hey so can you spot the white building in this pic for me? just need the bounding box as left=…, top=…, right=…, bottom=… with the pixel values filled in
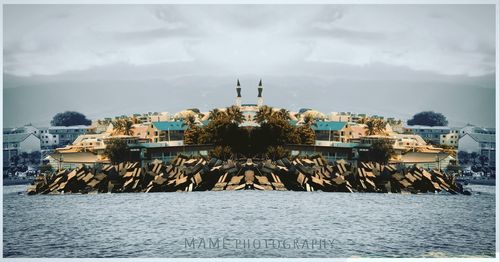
left=38, top=127, right=59, bottom=148
left=459, top=125, right=495, bottom=137
left=3, top=133, right=41, bottom=167
left=48, top=125, right=92, bottom=146
left=3, top=124, right=40, bottom=137
left=404, top=125, right=460, bottom=146
left=458, top=133, right=495, bottom=168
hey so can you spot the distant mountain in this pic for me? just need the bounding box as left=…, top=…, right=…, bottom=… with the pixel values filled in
left=2, top=73, right=495, bottom=128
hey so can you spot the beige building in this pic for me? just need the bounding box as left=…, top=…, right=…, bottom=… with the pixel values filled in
left=440, top=132, right=460, bottom=148
left=393, top=134, right=427, bottom=149
left=328, top=112, right=352, bottom=122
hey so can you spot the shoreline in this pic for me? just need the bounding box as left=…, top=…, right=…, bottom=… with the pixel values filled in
left=27, top=155, right=467, bottom=195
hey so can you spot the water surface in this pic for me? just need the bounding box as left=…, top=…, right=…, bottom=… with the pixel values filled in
left=3, top=185, right=496, bottom=258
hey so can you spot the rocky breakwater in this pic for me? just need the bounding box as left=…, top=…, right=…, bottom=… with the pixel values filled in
left=27, top=155, right=465, bottom=195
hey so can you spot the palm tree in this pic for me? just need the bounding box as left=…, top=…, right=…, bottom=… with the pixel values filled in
left=358, top=117, right=368, bottom=124
left=183, top=115, right=196, bottom=127
left=208, top=108, right=224, bottom=121
left=274, top=108, right=291, bottom=121
left=122, top=119, right=134, bottom=136
left=112, top=119, right=133, bottom=135
left=365, top=118, right=386, bottom=136
left=365, top=119, right=377, bottom=136
left=131, top=116, right=139, bottom=124
left=302, top=114, right=316, bottom=127
left=254, top=105, right=274, bottom=124
left=226, top=105, right=244, bottom=124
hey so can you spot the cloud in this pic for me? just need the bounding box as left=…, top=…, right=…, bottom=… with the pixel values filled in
left=2, top=5, right=496, bottom=78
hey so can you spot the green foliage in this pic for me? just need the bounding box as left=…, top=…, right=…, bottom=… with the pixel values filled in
left=209, top=146, right=233, bottom=160
left=254, top=105, right=274, bottom=124
left=457, top=151, right=470, bottom=165
left=226, top=105, right=244, bottom=124
left=360, top=140, right=395, bottom=165
left=187, top=106, right=318, bottom=157
left=252, top=117, right=300, bottom=153
left=296, top=125, right=316, bottom=145
left=446, top=163, right=461, bottom=174
left=112, top=119, right=134, bottom=135
left=39, top=164, right=54, bottom=174
left=265, top=146, right=290, bottom=160
left=104, top=139, right=130, bottom=164
left=365, top=118, right=386, bottom=135
left=51, top=111, right=92, bottom=126
left=407, top=111, right=448, bottom=126
left=183, top=125, right=203, bottom=145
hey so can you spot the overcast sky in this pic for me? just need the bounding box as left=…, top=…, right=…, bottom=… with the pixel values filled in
left=2, top=4, right=496, bottom=127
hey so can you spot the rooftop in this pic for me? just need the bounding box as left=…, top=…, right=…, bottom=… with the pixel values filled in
left=152, top=121, right=186, bottom=131
left=3, top=133, right=35, bottom=143
left=403, top=125, right=452, bottom=130
left=49, top=125, right=92, bottom=130
left=312, top=121, right=348, bottom=131
left=467, top=133, right=495, bottom=143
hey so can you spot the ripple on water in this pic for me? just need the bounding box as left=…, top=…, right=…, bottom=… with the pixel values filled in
left=2, top=184, right=496, bottom=258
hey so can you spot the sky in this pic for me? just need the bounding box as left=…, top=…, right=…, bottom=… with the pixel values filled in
left=2, top=4, right=496, bottom=128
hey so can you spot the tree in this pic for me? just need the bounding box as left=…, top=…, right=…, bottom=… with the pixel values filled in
left=208, top=109, right=224, bottom=121
left=112, top=119, right=133, bottom=136
left=457, top=151, right=470, bottom=165
left=9, top=155, right=20, bottom=167
left=365, top=118, right=386, bottom=136
left=209, top=146, right=233, bottom=160
left=183, top=125, right=203, bottom=145
left=469, top=152, right=479, bottom=166
left=183, top=115, right=196, bottom=126
left=274, top=109, right=291, bottom=121
left=296, top=125, right=316, bottom=145
left=19, top=152, right=30, bottom=166
left=302, top=114, right=316, bottom=126
left=360, top=140, right=395, bottom=165
left=265, top=146, right=290, bottom=160
left=40, top=164, right=54, bottom=174
left=104, top=139, right=130, bottom=164
left=254, top=105, right=274, bottom=124
left=51, top=111, right=92, bottom=126
left=29, top=151, right=41, bottom=165
left=226, top=105, right=244, bottom=124
left=407, top=111, right=448, bottom=126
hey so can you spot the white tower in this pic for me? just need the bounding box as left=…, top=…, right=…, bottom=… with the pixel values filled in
left=235, top=79, right=242, bottom=107
left=257, top=79, right=263, bottom=107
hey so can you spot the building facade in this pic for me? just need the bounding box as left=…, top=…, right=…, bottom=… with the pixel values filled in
left=3, top=133, right=41, bottom=167
left=48, top=125, right=92, bottom=146
left=404, top=125, right=460, bottom=146
left=458, top=133, right=495, bottom=168
left=146, top=121, right=186, bottom=143
left=313, top=121, right=349, bottom=142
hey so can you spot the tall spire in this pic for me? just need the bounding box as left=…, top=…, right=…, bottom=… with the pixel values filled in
left=235, top=79, right=242, bottom=107
left=257, top=79, right=263, bottom=107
